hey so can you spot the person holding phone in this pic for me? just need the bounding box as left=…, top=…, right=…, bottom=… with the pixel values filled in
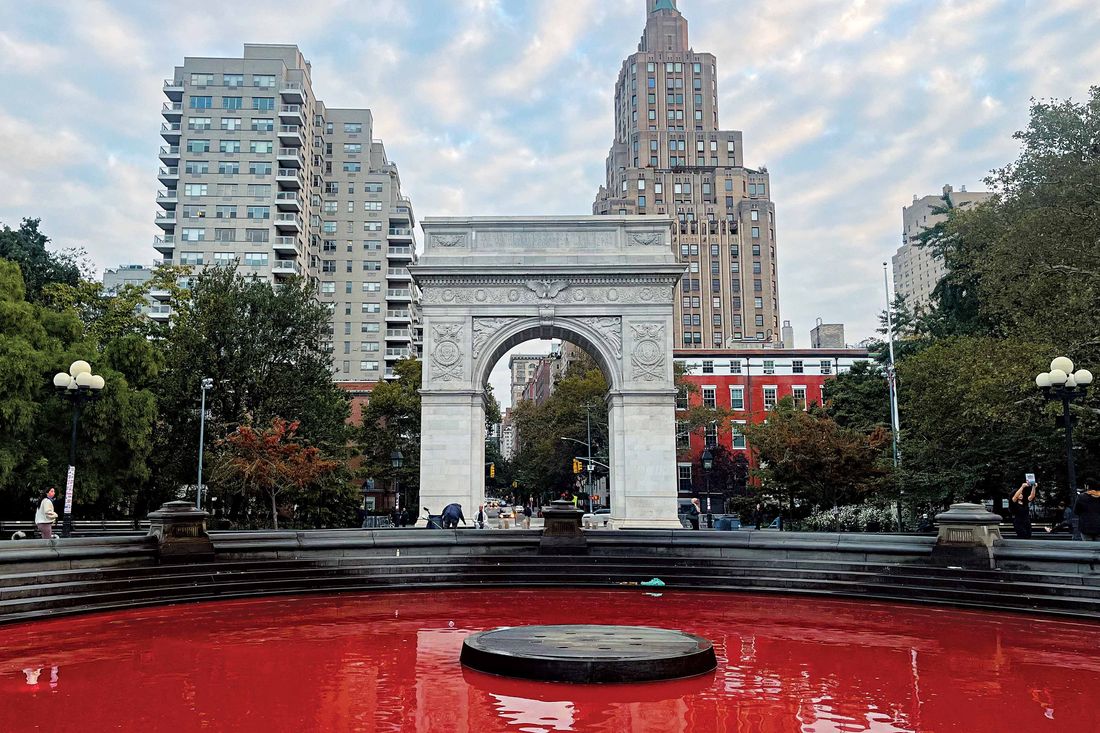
left=1010, top=479, right=1038, bottom=539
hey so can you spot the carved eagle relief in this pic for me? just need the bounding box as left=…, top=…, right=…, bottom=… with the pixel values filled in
left=629, top=232, right=662, bottom=247
left=525, top=280, right=570, bottom=299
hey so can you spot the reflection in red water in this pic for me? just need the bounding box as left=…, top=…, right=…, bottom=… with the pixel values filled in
left=1, top=589, right=1098, bottom=732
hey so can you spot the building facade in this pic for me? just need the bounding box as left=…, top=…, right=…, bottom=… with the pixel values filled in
left=154, top=44, right=418, bottom=388
left=101, top=264, right=172, bottom=323
left=508, top=354, right=545, bottom=406
left=892, top=184, right=992, bottom=311
left=674, top=347, right=871, bottom=494
left=593, top=0, right=781, bottom=349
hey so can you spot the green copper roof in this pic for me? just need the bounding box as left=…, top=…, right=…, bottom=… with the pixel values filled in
left=651, top=0, right=676, bottom=11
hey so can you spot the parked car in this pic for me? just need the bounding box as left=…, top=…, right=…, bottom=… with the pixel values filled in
left=582, top=507, right=612, bottom=528
left=498, top=504, right=514, bottom=519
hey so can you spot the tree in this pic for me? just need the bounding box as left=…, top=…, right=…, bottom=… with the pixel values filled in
left=743, top=398, right=893, bottom=518
left=823, top=360, right=891, bottom=433
left=213, top=417, right=340, bottom=529
left=357, top=358, right=422, bottom=512
left=674, top=361, right=732, bottom=458
left=152, top=266, right=350, bottom=514
left=0, top=219, right=83, bottom=305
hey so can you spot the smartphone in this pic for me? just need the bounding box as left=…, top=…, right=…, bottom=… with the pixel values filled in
left=1025, top=472, right=1036, bottom=486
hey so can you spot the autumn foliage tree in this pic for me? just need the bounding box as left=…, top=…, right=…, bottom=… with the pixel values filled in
left=214, top=417, right=340, bottom=529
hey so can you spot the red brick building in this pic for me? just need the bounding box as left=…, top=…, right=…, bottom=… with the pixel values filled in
left=675, top=347, right=872, bottom=495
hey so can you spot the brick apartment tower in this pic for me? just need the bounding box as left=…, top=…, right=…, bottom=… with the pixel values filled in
left=154, top=44, right=419, bottom=389
left=594, top=0, right=780, bottom=348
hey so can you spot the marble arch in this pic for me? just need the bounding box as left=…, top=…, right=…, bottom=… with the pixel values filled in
left=409, top=216, right=684, bottom=528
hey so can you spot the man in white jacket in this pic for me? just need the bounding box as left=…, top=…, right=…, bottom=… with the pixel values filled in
left=35, top=487, right=58, bottom=539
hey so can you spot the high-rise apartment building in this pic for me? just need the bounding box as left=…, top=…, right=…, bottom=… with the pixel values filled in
left=153, top=44, right=418, bottom=386
left=892, top=184, right=991, bottom=311
left=594, top=0, right=780, bottom=349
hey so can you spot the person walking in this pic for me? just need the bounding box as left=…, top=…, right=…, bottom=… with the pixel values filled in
left=1075, top=478, right=1100, bottom=542
left=522, top=502, right=532, bottom=529
left=475, top=504, right=487, bottom=529
left=441, top=503, right=466, bottom=529
left=35, top=488, right=58, bottom=540
left=1010, top=479, right=1037, bottom=539
left=687, top=498, right=701, bottom=530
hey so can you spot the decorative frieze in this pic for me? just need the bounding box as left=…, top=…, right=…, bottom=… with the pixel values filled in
left=430, top=323, right=464, bottom=381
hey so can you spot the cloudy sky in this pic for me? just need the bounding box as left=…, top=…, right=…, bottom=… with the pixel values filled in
left=2, top=0, right=1098, bottom=395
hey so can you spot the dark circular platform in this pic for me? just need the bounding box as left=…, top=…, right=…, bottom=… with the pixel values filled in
left=460, top=624, right=716, bottom=683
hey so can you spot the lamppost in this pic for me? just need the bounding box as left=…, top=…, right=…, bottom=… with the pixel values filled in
left=701, top=447, right=714, bottom=529
left=52, top=360, right=106, bottom=538
left=196, top=377, right=213, bottom=510
left=1035, top=356, right=1092, bottom=499
left=390, top=449, right=404, bottom=518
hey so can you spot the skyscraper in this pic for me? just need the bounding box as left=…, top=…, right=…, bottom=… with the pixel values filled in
left=154, top=44, right=418, bottom=387
left=593, top=0, right=780, bottom=349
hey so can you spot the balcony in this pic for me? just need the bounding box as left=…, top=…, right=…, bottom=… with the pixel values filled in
left=275, top=192, right=301, bottom=211
left=152, top=235, right=175, bottom=254
left=163, top=78, right=184, bottom=101
left=158, top=145, right=180, bottom=164
left=278, top=104, right=305, bottom=122
left=277, top=124, right=304, bottom=146
left=156, top=189, right=178, bottom=208
left=274, top=213, right=302, bottom=231
left=387, top=227, right=413, bottom=239
left=155, top=211, right=176, bottom=230
left=279, top=81, right=305, bottom=103
left=272, top=236, right=299, bottom=253
left=386, top=289, right=412, bottom=300
left=277, top=147, right=304, bottom=167
left=384, top=348, right=411, bottom=360
left=387, top=246, right=413, bottom=260
left=386, top=267, right=412, bottom=280
left=147, top=304, right=172, bottom=321
left=386, top=329, right=412, bottom=341
left=386, top=310, right=411, bottom=322
left=160, top=122, right=181, bottom=142
left=157, top=166, right=179, bottom=184
left=276, top=168, right=303, bottom=189
left=272, top=260, right=301, bottom=276
left=161, top=101, right=183, bottom=120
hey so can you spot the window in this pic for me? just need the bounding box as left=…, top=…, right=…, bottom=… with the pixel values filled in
left=676, top=388, right=689, bottom=411
left=249, top=140, right=273, bottom=154
left=751, top=226, right=760, bottom=238
left=218, top=161, right=239, bottom=175
left=213, top=251, right=235, bottom=266
left=220, top=117, right=242, bottom=131
left=183, top=183, right=207, bottom=196
left=214, top=228, right=235, bottom=242
left=245, top=229, right=269, bottom=243
left=364, top=221, right=382, bottom=232
left=246, top=184, right=270, bottom=197
left=820, top=360, right=833, bottom=375
left=362, top=282, right=381, bottom=293
left=763, top=359, right=775, bottom=375
left=730, top=386, right=744, bottom=410
left=363, top=261, right=381, bottom=271
left=343, top=143, right=362, bottom=154
left=732, top=421, right=746, bottom=450
left=223, top=73, right=243, bottom=87
left=222, top=96, right=242, bottom=110
left=704, top=423, right=717, bottom=448
left=361, top=323, right=380, bottom=333
left=219, top=140, right=241, bottom=153
left=702, top=386, right=716, bottom=409
left=750, top=210, right=759, bottom=221
left=184, top=160, right=209, bottom=175
left=361, top=342, right=380, bottom=352
left=249, top=161, right=272, bottom=175
left=190, top=73, right=214, bottom=86
left=242, top=251, right=268, bottom=266
left=364, top=201, right=382, bottom=211
left=186, top=139, right=210, bottom=153
left=792, top=360, right=804, bottom=374
left=251, top=118, right=274, bottom=132
left=792, top=386, right=807, bottom=411
left=189, top=96, right=213, bottom=109
left=321, top=281, right=336, bottom=295
left=344, top=122, right=363, bottom=133
left=253, top=74, right=276, bottom=88
left=252, top=97, right=275, bottom=111
left=763, top=387, right=778, bottom=410
left=343, top=162, right=362, bottom=172
left=179, top=251, right=204, bottom=265
left=246, top=206, right=270, bottom=219
left=362, top=303, right=380, bottom=314
left=364, top=182, right=383, bottom=193
left=701, top=360, right=713, bottom=374
left=678, top=464, right=693, bottom=492
left=755, top=315, right=765, bottom=326
left=188, top=117, right=212, bottom=131
left=360, top=360, right=379, bottom=372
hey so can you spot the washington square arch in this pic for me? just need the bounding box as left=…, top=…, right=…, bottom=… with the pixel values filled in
left=409, top=216, right=685, bottom=528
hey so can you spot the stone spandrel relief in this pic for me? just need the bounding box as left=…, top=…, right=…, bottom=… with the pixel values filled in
left=576, top=316, right=623, bottom=359
left=630, top=323, right=665, bottom=381
left=471, top=317, right=511, bottom=359
left=430, top=323, right=464, bottom=381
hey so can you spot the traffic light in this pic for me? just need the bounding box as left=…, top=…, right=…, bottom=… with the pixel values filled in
left=572, top=458, right=582, bottom=474
left=489, top=463, right=496, bottom=478
left=512, top=480, right=518, bottom=489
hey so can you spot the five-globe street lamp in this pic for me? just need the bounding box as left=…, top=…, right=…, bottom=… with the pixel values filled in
left=52, top=360, right=106, bottom=538
left=1035, top=356, right=1092, bottom=499
left=196, top=377, right=214, bottom=510
left=701, top=446, right=714, bottom=528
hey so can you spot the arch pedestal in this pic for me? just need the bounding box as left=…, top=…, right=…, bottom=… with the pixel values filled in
left=411, top=216, right=685, bottom=528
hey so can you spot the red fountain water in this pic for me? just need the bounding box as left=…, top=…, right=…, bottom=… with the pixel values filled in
left=1, top=589, right=1098, bottom=731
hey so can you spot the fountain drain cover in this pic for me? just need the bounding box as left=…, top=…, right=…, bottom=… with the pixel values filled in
left=460, top=624, right=716, bottom=683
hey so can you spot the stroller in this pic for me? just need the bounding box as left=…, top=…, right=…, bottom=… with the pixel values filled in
left=422, top=507, right=443, bottom=529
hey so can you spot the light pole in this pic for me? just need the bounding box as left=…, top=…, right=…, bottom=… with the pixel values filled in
left=196, top=377, right=213, bottom=510
left=52, top=360, right=106, bottom=538
left=701, top=447, right=714, bottom=528
left=883, top=262, right=903, bottom=529
left=1035, top=356, right=1092, bottom=501
left=390, top=449, right=404, bottom=518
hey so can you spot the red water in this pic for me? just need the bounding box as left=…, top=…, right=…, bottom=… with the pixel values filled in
left=1, top=589, right=1098, bottom=732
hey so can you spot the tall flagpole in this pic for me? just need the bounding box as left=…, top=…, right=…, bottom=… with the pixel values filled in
left=883, top=262, right=901, bottom=466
